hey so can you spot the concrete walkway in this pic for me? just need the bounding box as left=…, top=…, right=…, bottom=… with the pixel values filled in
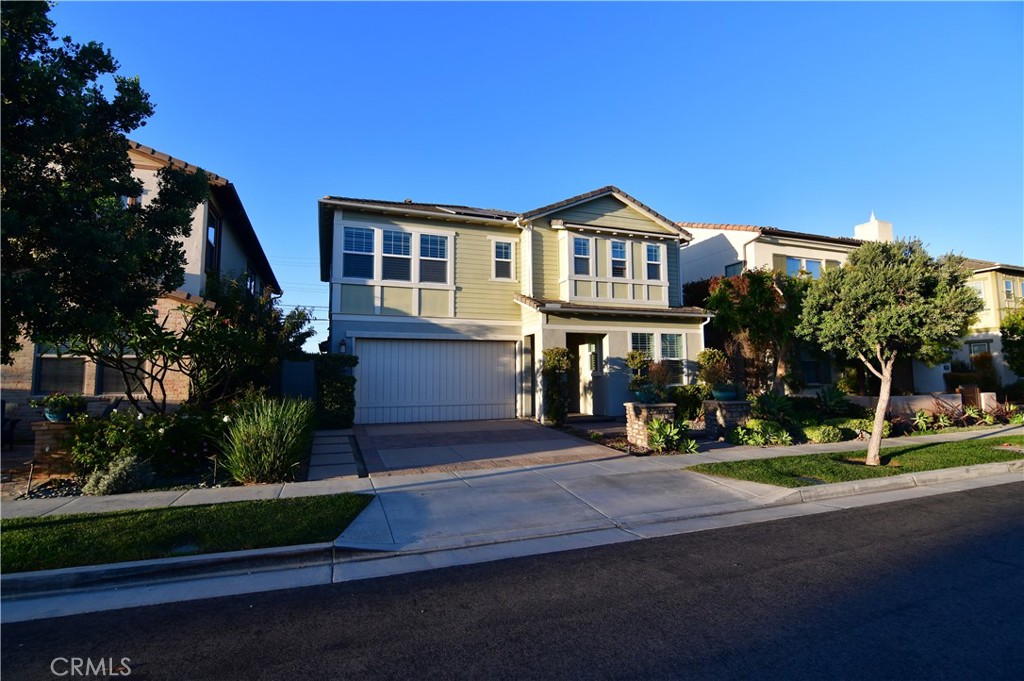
left=1, top=425, right=1021, bottom=622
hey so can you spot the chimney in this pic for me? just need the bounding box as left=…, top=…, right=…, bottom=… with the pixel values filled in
left=854, top=211, right=894, bottom=242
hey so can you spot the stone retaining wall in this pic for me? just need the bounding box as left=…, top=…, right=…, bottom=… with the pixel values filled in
left=624, top=402, right=676, bottom=450
left=704, top=400, right=752, bottom=439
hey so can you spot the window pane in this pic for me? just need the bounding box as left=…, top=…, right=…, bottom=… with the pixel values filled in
left=631, top=333, right=653, bottom=357
left=495, top=260, right=512, bottom=279
left=344, top=227, right=374, bottom=253
left=724, top=262, right=743, bottom=277
left=611, top=241, right=626, bottom=260
left=574, top=237, right=590, bottom=257
left=37, top=357, right=85, bottom=394
left=646, top=244, right=660, bottom=263
left=574, top=256, right=590, bottom=276
left=661, top=334, right=682, bottom=359
left=382, top=256, right=411, bottom=281
left=343, top=253, right=373, bottom=278
left=420, top=259, right=447, bottom=283
left=612, top=260, right=627, bottom=278
left=805, top=260, right=822, bottom=279
left=383, top=230, right=410, bottom=256
left=100, top=361, right=144, bottom=394
left=420, top=234, right=447, bottom=259
left=1005, top=281, right=1014, bottom=300
left=495, top=242, right=511, bottom=260
left=786, top=257, right=802, bottom=277
left=647, top=263, right=661, bottom=280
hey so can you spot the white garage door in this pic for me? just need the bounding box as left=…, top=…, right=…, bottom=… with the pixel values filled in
left=354, top=339, right=517, bottom=424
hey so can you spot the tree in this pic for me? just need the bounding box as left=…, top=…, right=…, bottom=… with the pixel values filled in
left=1, top=1, right=208, bottom=364
left=1001, top=308, right=1024, bottom=377
left=797, top=240, right=983, bottom=466
left=64, top=277, right=315, bottom=414
left=705, top=268, right=810, bottom=395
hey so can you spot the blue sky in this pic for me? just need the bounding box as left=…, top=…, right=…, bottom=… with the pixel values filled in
left=50, top=1, right=1023, bottom=348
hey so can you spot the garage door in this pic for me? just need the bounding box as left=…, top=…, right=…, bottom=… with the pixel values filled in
left=353, top=339, right=517, bottom=424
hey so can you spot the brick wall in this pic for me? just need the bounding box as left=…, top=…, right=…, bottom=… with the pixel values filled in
left=703, top=400, right=752, bottom=439
left=625, top=402, right=676, bottom=450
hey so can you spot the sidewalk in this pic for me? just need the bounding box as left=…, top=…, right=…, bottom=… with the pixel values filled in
left=2, top=425, right=1021, bottom=622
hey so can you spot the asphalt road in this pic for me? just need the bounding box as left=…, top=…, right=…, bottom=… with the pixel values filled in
left=3, top=483, right=1022, bottom=680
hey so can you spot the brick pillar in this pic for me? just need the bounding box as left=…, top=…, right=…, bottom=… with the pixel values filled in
left=703, top=400, right=752, bottom=439
left=30, top=421, right=75, bottom=473
left=624, top=402, right=676, bottom=450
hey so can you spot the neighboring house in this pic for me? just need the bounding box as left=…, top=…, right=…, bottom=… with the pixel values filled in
left=677, top=213, right=896, bottom=389
left=318, top=186, right=711, bottom=424
left=677, top=212, right=894, bottom=283
left=2, top=141, right=280, bottom=423
left=954, top=259, right=1024, bottom=387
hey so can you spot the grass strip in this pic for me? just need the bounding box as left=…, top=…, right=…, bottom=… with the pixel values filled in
left=0, top=493, right=373, bottom=574
left=690, top=436, right=1024, bottom=488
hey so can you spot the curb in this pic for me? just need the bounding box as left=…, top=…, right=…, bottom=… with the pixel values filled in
left=2, top=460, right=1021, bottom=603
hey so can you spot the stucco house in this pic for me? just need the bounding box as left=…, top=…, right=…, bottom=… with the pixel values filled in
left=2, top=141, right=280, bottom=424
left=955, top=259, right=1024, bottom=386
left=318, top=186, right=712, bottom=424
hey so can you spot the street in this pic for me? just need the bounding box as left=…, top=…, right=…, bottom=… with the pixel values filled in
left=3, top=482, right=1022, bottom=680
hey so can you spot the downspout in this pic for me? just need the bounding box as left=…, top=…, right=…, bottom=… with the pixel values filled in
left=740, top=231, right=762, bottom=271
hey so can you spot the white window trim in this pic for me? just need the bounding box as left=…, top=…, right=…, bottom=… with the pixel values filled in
left=489, top=236, right=517, bottom=282
left=337, top=223, right=455, bottom=291
left=629, top=330, right=693, bottom=385
left=609, top=239, right=630, bottom=279
left=381, top=229, right=413, bottom=283
left=785, top=256, right=825, bottom=279
left=1004, top=280, right=1015, bottom=301
left=572, top=235, right=595, bottom=279
left=645, top=243, right=666, bottom=283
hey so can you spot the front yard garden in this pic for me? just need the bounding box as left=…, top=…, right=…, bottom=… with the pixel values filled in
left=0, top=493, right=372, bottom=573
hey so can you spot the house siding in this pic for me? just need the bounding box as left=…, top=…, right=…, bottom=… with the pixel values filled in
left=550, top=195, right=679, bottom=235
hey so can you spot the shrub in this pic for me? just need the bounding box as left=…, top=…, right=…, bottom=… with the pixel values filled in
left=816, top=385, right=854, bottom=417
left=647, top=418, right=682, bottom=453
left=81, top=456, right=154, bottom=496
left=751, top=393, right=793, bottom=423
left=542, top=347, right=573, bottom=426
left=315, top=354, right=358, bottom=428
left=626, top=350, right=652, bottom=394
left=220, top=397, right=316, bottom=484
left=678, top=438, right=699, bottom=454
left=669, top=384, right=710, bottom=422
left=802, top=424, right=843, bottom=444
left=730, top=419, right=792, bottom=447
left=67, top=410, right=165, bottom=478
left=697, top=348, right=731, bottom=387
left=824, top=417, right=892, bottom=439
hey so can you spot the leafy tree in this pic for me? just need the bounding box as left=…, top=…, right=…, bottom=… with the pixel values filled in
left=797, top=240, right=983, bottom=466
left=706, top=268, right=810, bottom=395
left=1, top=1, right=208, bottom=364
left=65, top=277, right=314, bottom=414
left=1001, top=308, right=1024, bottom=377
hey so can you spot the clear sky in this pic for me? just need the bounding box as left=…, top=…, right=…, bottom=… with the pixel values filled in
left=49, top=1, right=1024, bottom=349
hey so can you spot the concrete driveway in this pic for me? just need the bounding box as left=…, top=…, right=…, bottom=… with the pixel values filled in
left=355, top=419, right=623, bottom=475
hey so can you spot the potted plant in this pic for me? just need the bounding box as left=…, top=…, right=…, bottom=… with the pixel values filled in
left=626, top=350, right=655, bottom=402
left=30, top=393, right=87, bottom=422
left=697, top=349, right=737, bottom=400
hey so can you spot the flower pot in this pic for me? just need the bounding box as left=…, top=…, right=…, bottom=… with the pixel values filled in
left=711, top=386, right=738, bottom=401
left=43, top=406, right=72, bottom=422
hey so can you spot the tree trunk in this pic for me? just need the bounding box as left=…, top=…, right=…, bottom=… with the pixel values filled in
left=772, top=340, right=791, bottom=396
left=865, top=357, right=895, bottom=466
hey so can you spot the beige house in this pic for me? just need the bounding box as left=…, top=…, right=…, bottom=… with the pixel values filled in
left=957, top=259, right=1024, bottom=386
left=2, top=142, right=280, bottom=424
left=318, top=186, right=711, bottom=424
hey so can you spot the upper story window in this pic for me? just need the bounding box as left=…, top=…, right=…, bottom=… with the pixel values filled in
left=493, top=240, right=514, bottom=280
left=645, top=244, right=661, bottom=281
left=724, top=262, right=743, bottom=277
left=574, top=237, right=591, bottom=276
left=786, top=256, right=823, bottom=279
left=419, top=234, right=448, bottom=284
left=611, top=240, right=628, bottom=278
left=1004, top=280, right=1015, bottom=302
left=205, top=205, right=221, bottom=274
left=382, top=230, right=412, bottom=281
left=968, top=282, right=986, bottom=308
left=343, top=226, right=375, bottom=279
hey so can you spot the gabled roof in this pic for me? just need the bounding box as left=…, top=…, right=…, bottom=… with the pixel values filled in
left=128, top=140, right=280, bottom=294
left=524, top=185, right=690, bottom=239
left=677, top=221, right=864, bottom=248
left=514, top=293, right=710, bottom=319
left=320, top=196, right=519, bottom=221
left=963, top=258, right=1024, bottom=275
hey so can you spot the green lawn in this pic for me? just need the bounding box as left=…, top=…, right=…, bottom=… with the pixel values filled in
left=690, top=436, right=1024, bottom=488
left=0, top=493, right=373, bottom=574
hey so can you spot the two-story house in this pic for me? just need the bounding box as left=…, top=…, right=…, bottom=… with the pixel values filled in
left=957, top=259, right=1024, bottom=386
left=2, top=141, right=280, bottom=418
left=318, top=186, right=711, bottom=424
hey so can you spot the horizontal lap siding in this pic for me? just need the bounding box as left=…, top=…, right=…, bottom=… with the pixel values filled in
left=355, top=339, right=516, bottom=424
left=549, top=196, right=677, bottom=234
left=454, top=228, right=520, bottom=321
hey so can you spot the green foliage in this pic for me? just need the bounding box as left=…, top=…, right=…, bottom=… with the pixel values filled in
left=220, top=396, right=316, bottom=484
left=696, top=348, right=731, bottom=387
left=67, top=410, right=164, bottom=478
left=824, top=417, right=893, bottom=439
left=706, top=269, right=810, bottom=394
left=542, top=347, right=573, bottom=426
left=647, top=418, right=682, bottom=453
left=1001, top=308, right=1024, bottom=377
left=81, top=455, right=154, bottom=496
left=912, top=410, right=932, bottom=431
left=815, top=385, right=854, bottom=417
left=934, top=413, right=953, bottom=429
left=1, top=2, right=211, bottom=364
left=678, top=438, right=699, bottom=455
left=969, top=352, right=1001, bottom=394
left=315, top=354, right=358, bottom=428
left=30, top=392, right=87, bottom=417
left=802, top=424, right=844, bottom=444
left=669, top=384, right=710, bottom=422
left=729, top=419, right=792, bottom=447
left=751, top=393, right=793, bottom=423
